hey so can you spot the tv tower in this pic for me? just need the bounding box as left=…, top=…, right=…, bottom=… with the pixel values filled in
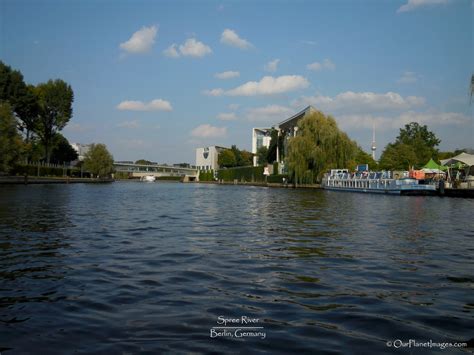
left=371, top=122, right=376, bottom=160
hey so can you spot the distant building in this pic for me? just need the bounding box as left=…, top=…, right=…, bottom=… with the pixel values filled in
left=195, top=146, right=228, bottom=171
left=251, top=106, right=317, bottom=166
left=252, top=128, right=272, bottom=166
left=71, top=143, right=93, bottom=161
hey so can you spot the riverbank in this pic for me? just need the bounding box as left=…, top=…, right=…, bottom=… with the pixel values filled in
left=192, top=180, right=322, bottom=189
left=0, top=176, right=114, bottom=185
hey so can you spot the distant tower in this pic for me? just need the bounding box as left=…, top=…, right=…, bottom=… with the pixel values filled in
left=371, top=122, right=376, bottom=160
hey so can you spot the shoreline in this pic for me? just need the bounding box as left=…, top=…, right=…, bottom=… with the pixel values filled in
left=0, top=176, right=114, bottom=185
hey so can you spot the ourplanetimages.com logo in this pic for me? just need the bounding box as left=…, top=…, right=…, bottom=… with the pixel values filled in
left=210, top=315, right=266, bottom=339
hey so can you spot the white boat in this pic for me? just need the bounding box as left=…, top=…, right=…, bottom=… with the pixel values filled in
left=140, top=175, right=156, bottom=182
left=322, top=169, right=437, bottom=195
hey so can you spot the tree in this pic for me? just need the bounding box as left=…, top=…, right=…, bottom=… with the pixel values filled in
left=49, top=133, right=78, bottom=164
left=354, top=147, right=378, bottom=170
left=378, top=143, right=418, bottom=170
left=83, top=143, right=114, bottom=178
left=286, top=111, right=359, bottom=184
left=256, top=146, right=268, bottom=165
left=35, top=79, right=74, bottom=163
left=395, top=122, right=440, bottom=165
left=218, top=149, right=237, bottom=168
left=0, top=61, right=39, bottom=142
left=135, top=159, right=153, bottom=165
left=239, top=150, right=253, bottom=166
left=0, top=103, right=24, bottom=173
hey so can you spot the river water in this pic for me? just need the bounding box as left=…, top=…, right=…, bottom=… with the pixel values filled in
left=0, top=182, right=472, bottom=354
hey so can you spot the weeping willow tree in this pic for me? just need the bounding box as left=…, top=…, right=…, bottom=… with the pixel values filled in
left=286, top=111, right=361, bottom=185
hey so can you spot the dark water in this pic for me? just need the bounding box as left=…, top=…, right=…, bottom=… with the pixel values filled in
left=0, top=182, right=472, bottom=354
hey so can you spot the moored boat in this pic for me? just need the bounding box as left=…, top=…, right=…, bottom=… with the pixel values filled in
left=322, top=169, right=436, bottom=195
left=140, top=175, right=156, bottom=182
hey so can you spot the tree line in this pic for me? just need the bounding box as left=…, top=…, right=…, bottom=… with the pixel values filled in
left=0, top=61, right=114, bottom=177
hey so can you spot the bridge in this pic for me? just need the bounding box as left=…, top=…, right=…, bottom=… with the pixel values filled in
left=113, top=162, right=199, bottom=181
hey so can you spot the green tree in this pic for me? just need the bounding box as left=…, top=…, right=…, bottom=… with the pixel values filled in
left=0, top=62, right=39, bottom=142
left=395, top=122, right=440, bottom=165
left=378, top=143, right=418, bottom=170
left=218, top=149, right=237, bottom=168
left=286, top=111, right=359, bottom=184
left=256, top=146, right=268, bottom=165
left=0, top=103, right=24, bottom=173
left=354, top=147, right=378, bottom=170
left=35, top=79, right=74, bottom=163
left=239, top=149, right=253, bottom=166
left=49, top=133, right=78, bottom=164
left=83, top=143, right=114, bottom=178
left=135, top=159, right=153, bottom=165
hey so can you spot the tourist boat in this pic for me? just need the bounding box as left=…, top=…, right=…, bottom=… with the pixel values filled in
left=322, top=169, right=437, bottom=195
left=140, top=175, right=156, bottom=182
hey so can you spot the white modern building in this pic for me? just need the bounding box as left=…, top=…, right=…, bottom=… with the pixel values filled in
left=252, top=106, right=317, bottom=166
left=71, top=143, right=93, bottom=161
left=195, top=146, right=228, bottom=171
left=252, top=128, right=272, bottom=166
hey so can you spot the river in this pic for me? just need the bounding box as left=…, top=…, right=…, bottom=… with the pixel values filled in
left=0, top=182, right=472, bottom=354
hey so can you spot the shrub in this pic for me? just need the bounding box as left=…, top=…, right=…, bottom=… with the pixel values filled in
left=217, top=166, right=264, bottom=182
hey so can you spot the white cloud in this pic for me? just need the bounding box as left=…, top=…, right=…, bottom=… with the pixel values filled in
left=220, top=29, right=253, bottom=49
left=206, top=75, right=309, bottom=97
left=203, top=88, right=225, bottom=96
left=397, top=71, right=418, bottom=84
left=117, top=120, right=140, bottom=129
left=179, top=38, right=212, bottom=57
left=293, top=91, right=425, bottom=113
left=397, top=0, right=449, bottom=13
left=215, top=71, right=240, bottom=79
left=120, top=25, right=158, bottom=54
left=64, top=123, right=88, bottom=132
left=264, top=59, right=280, bottom=72
left=163, top=44, right=180, bottom=57
left=217, top=112, right=238, bottom=121
left=228, top=103, right=239, bottom=110
left=307, top=59, right=335, bottom=71
left=245, top=105, right=294, bottom=122
left=117, top=99, right=172, bottom=111
left=191, top=124, right=227, bottom=138
left=337, top=111, right=470, bottom=131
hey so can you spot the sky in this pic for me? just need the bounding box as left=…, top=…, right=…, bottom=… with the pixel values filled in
left=0, top=0, right=472, bottom=164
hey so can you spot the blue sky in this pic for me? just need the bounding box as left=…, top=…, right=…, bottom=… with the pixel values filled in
left=1, top=0, right=472, bottom=164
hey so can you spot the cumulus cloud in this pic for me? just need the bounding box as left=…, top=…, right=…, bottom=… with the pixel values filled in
left=117, top=120, right=140, bottom=129
left=163, top=44, right=180, bottom=57
left=264, top=59, right=280, bottom=72
left=215, top=71, right=240, bottom=79
left=203, top=88, right=225, bottom=96
left=292, top=91, right=425, bottom=113
left=307, top=59, right=336, bottom=71
left=179, top=38, right=212, bottom=57
left=116, top=99, right=172, bottom=111
left=397, top=71, right=419, bottom=84
left=220, top=29, right=253, bottom=49
left=120, top=25, right=158, bottom=54
left=205, top=75, right=309, bottom=97
left=217, top=112, right=238, bottom=121
left=245, top=105, right=294, bottom=122
left=228, top=103, right=239, bottom=110
left=191, top=124, right=227, bottom=138
left=337, top=111, right=470, bottom=131
left=397, top=0, right=449, bottom=13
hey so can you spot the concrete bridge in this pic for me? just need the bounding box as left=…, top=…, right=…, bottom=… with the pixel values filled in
left=113, top=162, right=199, bottom=181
